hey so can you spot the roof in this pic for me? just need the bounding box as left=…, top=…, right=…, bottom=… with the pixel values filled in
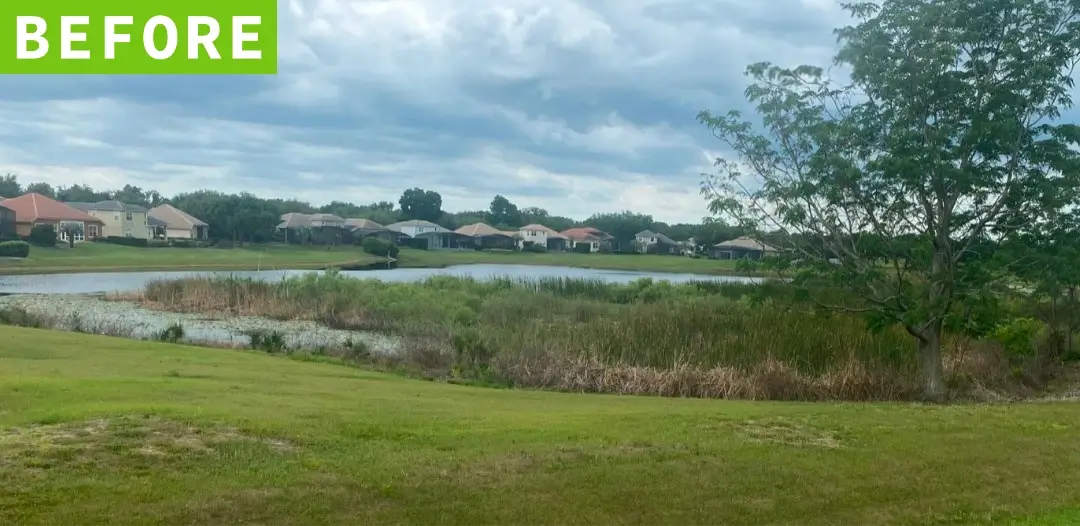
left=277, top=213, right=311, bottom=229
left=520, top=223, right=567, bottom=239
left=147, top=204, right=208, bottom=228
left=385, top=220, right=450, bottom=234
left=309, top=213, right=345, bottom=223
left=636, top=230, right=677, bottom=245
left=0, top=193, right=103, bottom=223
left=147, top=215, right=168, bottom=227
left=344, top=218, right=387, bottom=231
left=713, top=236, right=780, bottom=252
left=456, top=222, right=514, bottom=237
left=67, top=200, right=149, bottom=213
left=561, top=227, right=611, bottom=241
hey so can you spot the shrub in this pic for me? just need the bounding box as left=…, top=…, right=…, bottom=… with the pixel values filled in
left=147, top=239, right=168, bottom=248
left=157, top=322, right=185, bottom=343
left=0, top=240, right=30, bottom=258
left=361, top=237, right=400, bottom=258
left=27, top=224, right=57, bottom=247
left=572, top=242, right=593, bottom=254
left=101, top=236, right=149, bottom=247
left=246, top=329, right=287, bottom=353
left=993, top=317, right=1048, bottom=366
left=401, top=237, right=429, bottom=250
left=522, top=242, right=547, bottom=253
left=169, top=239, right=195, bottom=248
left=214, top=239, right=235, bottom=249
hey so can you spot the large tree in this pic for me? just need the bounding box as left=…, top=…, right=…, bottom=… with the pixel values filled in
left=487, top=194, right=522, bottom=227
left=699, top=0, right=1080, bottom=399
left=0, top=174, right=21, bottom=197
left=398, top=187, right=443, bottom=223
left=24, top=182, right=56, bottom=198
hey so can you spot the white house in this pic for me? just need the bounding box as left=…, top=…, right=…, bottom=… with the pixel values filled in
left=517, top=224, right=568, bottom=251
left=385, top=219, right=457, bottom=249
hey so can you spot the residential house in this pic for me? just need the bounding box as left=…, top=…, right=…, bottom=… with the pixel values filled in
left=634, top=230, right=679, bottom=254
left=518, top=224, right=568, bottom=251
left=560, top=227, right=613, bottom=253
left=386, top=219, right=461, bottom=249
left=0, top=192, right=104, bottom=243
left=455, top=222, right=518, bottom=249
left=277, top=212, right=349, bottom=244
left=0, top=202, right=16, bottom=238
left=710, top=236, right=781, bottom=260
left=67, top=200, right=152, bottom=239
left=345, top=218, right=400, bottom=242
left=147, top=204, right=209, bottom=239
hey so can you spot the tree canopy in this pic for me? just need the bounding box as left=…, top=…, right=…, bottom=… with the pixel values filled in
left=398, top=188, right=444, bottom=223
left=699, top=0, right=1080, bottom=399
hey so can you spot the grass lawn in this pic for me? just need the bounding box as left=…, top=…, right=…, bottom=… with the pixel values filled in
left=1, top=326, right=1078, bottom=525
left=0, top=243, right=382, bottom=275
left=396, top=248, right=746, bottom=274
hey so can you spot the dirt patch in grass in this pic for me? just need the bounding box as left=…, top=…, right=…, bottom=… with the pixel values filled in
left=726, top=417, right=843, bottom=449
left=0, top=415, right=295, bottom=476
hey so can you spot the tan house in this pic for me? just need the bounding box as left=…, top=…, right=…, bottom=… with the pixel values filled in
left=560, top=227, right=613, bottom=252
left=518, top=224, right=568, bottom=251
left=147, top=204, right=209, bottom=239
left=0, top=192, right=104, bottom=242
left=67, top=200, right=152, bottom=239
left=634, top=230, right=679, bottom=254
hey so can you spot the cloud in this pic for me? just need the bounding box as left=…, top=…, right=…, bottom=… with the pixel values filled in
left=0, top=0, right=852, bottom=223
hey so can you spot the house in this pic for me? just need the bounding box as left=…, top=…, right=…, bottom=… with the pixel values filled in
left=560, top=227, right=613, bottom=253
left=0, top=192, right=104, bottom=243
left=385, top=219, right=461, bottom=249
left=634, top=230, right=679, bottom=254
left=147, top=204, right=209, bottom=240
left=66, top=200, right=152, bottom=239
left=710, top=236, right=781, bottom=260
left=0, top=202, right=16, bottom=238
left=518, top=224, right=568, bottom=251
left=456, top=222, right=518, bottom=249
left=345, top=218, right=400, bottom=242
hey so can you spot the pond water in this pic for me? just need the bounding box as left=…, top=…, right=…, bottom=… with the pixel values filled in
left=0, top=264, right=763, bottom=295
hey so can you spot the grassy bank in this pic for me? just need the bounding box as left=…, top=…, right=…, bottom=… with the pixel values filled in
left=126, top=272, right=1050, bottom=401
left=395, top=247, right=745, bottom=274
left=0, top=242, right=383, bottom=275
left=0, top=326, right=1077, bottom=525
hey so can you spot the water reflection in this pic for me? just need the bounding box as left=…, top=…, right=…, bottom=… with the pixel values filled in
left=0, top=264, right=763, bottom=295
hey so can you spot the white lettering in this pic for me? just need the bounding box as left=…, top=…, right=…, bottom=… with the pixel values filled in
left=232, top=16, right=260, bottom=59
left=15, top=16, right=48, bottom=60
left=103, top=16, right=133, bottom=59
left=142, top=15, right=178, bottom=59
left=188, top=16, right=220, bottom=59
left=60, top=16, right=90, bottom=59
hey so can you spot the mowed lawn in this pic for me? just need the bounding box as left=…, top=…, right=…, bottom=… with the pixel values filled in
left=397, top=248, right=744, bottom=274
left=0, top=243, right=382, bottom=274
left=1, top=327, right=1078, bottom=525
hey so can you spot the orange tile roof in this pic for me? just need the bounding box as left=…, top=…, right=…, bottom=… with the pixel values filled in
left=0, top=193, right=103, bottom=223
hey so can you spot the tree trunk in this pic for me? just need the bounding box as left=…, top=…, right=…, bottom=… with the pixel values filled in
left=919, top=322, right=946, bottom=402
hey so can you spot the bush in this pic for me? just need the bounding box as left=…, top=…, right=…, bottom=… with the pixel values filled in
left=27, top=224, right=57, bottom=247
left=147, top=239, right=168, bottom=248
left=401, top=237, right=429, bottom=250
left=0, top=240, right=30, bottom=258
left=214, top=239, right=235, bottom=249
left=522, top=242, right=547, bottom=253
left=101, top=236, right=149, bottom=247
left=361, top=236, right=400, bottom=258
left=157, top=322, right=185, bottom=343
left=169, top=239, right=195, bottom=248
left=572, top=242, right=593, bottom=254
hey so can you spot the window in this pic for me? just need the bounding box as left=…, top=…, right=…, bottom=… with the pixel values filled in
left=87, top=225, right=99, bottom=238
left=114, top=214, right=120, bottom=220
left=125, top=212, right=133, bottom=221
left=124, top=228, right=133, bottom=237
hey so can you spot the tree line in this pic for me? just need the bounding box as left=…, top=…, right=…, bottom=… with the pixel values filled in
left=0, top=176, right=744, bottom=248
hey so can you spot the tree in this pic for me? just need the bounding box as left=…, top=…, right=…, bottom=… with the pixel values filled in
left=57, top=184, right=109, bottom=202
left=110, top=184, right=163, bottom=207
left=0, top=174, right=21, bottom=197
left=698, top=0, right=1080, bottom=399
left=24, top=182, right=55, bottom=198
left=487, top=195, right=522, bottom=227
left=585, top=211, right=655, bottom=250
left=398, top=188, right=443, bottom=223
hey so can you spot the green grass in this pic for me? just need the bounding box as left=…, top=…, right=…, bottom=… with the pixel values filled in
left=2, top=326, right=1078, bottom=525
left=396, top=247, right=745, bottom=274
left=0, top=242, right=382, bottom=274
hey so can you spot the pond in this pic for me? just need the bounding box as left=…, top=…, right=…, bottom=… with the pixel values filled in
left=0, top=264, right=763, bottom=295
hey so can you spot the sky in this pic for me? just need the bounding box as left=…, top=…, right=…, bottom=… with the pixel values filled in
left=0, top=0, right=850, bottom=224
